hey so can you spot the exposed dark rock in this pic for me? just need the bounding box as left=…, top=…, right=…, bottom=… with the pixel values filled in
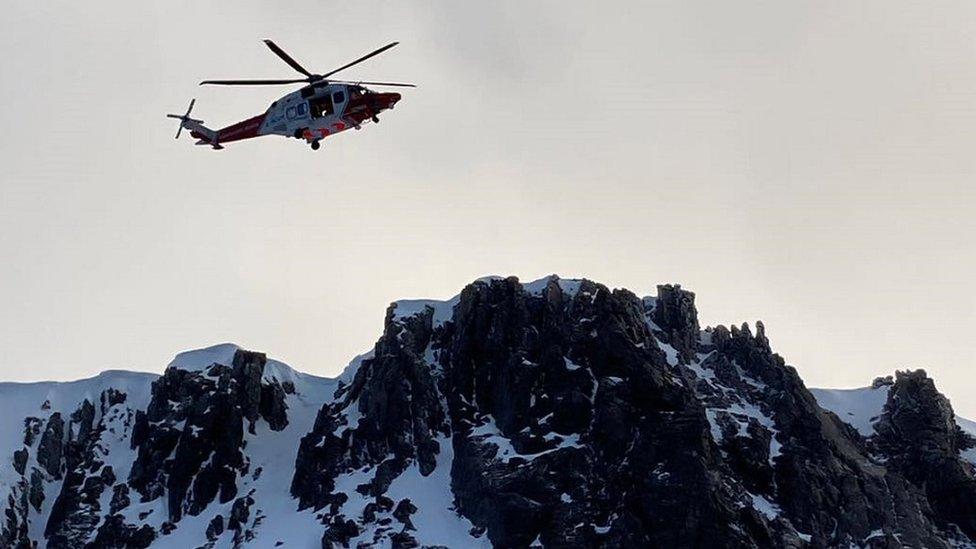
left=128, top=349, right=289, bottom=523
left=292, top=302, right=448, bottom=513
left=110, top=483, right=130, bottom=514
left=36, top=413, right=65, bottom=478
left=651, top=283, right=700, bottom=363
left=874, top=370, right=976, bottom=539
left=1, top=484, right=30, bottom=547
left=872, top=375, right=895, bottom=389
left=292, top=276, right=976, bottom=548
left=28, top=469, right=44, bottom=511
left=22, top=417, right=42, bottom=446
left=260, top=381, right=290, bottom=431
left=87, top=514, right=155, bottom=549
left=206, top=514, right=224, bottom=541
left=322, top=516, right=359, bottom=548
left=12, top=449, right=27, bottom=476
left=45, top=398, right=113, bottom=548
left=101, top=388, right=127, bottom=411
left=390, top=531, right=420, bottom=548
left=705, top=320, right=953, bottom=548
left=392, top=498, right=417, bottom=530
left=227, top=494, right=254, bottom=532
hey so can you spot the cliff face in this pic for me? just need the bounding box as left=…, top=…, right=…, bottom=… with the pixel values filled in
left=0, top=276, right=974, bottom=548
left=873, top=370, right=976, bottom=538
left=291, top=276, right=976, bottom=548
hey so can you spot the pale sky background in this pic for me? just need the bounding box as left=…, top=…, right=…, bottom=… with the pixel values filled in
left=1, top=1, right=975, bottom=416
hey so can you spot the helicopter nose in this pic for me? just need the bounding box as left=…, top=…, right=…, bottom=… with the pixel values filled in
left=378, top=92, right=401, bottom=110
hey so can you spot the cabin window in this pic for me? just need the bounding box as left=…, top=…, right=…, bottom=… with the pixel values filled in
left=309, top=95, right=335, bottom=118
left=333, top=91, right=345, bottom=104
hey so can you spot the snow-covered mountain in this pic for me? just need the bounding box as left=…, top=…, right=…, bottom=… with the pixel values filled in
left=1, top=276, right=974, bottom=548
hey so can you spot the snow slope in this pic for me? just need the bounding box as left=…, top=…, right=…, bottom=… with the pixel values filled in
left=0, top=370, right=157, bottom=459
left=809, top=385, right=890, bottom=436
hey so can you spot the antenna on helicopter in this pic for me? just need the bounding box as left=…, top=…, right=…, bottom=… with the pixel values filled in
left=199, top=41, right=416, bottom=88
left=165, top=98, right=202, bottom=139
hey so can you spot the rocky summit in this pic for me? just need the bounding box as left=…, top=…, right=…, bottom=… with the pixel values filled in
left=0, top=276, right=974, bottom=548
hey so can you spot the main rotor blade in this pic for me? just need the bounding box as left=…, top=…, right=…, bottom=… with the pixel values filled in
left=336, top=80, right=416, bottom=88
left=321, top=42, right=400, bottom=79
left=263, top=40, right=313, bottom=77
left=199, top=78, right=308, bottom=86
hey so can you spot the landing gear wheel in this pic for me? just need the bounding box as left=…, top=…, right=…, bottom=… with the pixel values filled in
left=310, top=140, right=321, bottom=150
left=371, top=116, right=380, bottom=124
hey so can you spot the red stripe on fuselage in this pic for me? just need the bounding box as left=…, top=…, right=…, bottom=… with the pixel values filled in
left=216, top=113, right=267, bottom=143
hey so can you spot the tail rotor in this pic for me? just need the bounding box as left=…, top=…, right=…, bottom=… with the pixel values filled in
left=166, top=99, right=201, bottom=139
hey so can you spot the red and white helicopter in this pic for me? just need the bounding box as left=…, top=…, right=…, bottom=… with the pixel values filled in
left=168, top=41, right=414, bottom=150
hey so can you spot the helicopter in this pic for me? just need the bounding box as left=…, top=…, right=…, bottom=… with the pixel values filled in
left=167, top=40, right=414, bottom=150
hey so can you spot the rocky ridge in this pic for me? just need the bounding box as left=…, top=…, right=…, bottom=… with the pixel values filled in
left=0, top=275, right=974, bottom=548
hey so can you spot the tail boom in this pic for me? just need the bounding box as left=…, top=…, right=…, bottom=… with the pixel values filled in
left=169, top=100, right=267, bottom=150
left=194, top=113, right=268, bottom=147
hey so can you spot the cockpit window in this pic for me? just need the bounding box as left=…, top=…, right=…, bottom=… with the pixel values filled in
left=333, top=91, right=345, bottom=104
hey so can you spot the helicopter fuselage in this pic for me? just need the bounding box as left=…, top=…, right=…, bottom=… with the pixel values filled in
left=190, top=83, right=401, bottom=148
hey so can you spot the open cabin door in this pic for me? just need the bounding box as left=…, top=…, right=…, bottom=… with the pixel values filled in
left=309, top=91, right=335, bottom=120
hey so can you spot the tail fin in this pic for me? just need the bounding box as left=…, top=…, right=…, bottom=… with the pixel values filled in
left=166, top=99, right=222, bottom=149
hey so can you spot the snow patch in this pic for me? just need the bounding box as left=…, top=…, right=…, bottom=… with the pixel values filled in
left=522, top=275, right=584, bottom=297
left=748, top=493, right=782, bottom=520
left=167, top=343, right=242, bottom=372
left=705, top=401, right=781, bottom=463
left=470, top=416, right=581, bottom=464
left=392, top=296, right=460, bottom=328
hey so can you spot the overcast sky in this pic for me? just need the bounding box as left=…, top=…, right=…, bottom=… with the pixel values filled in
left=2, top=1, right=975, bottom=416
